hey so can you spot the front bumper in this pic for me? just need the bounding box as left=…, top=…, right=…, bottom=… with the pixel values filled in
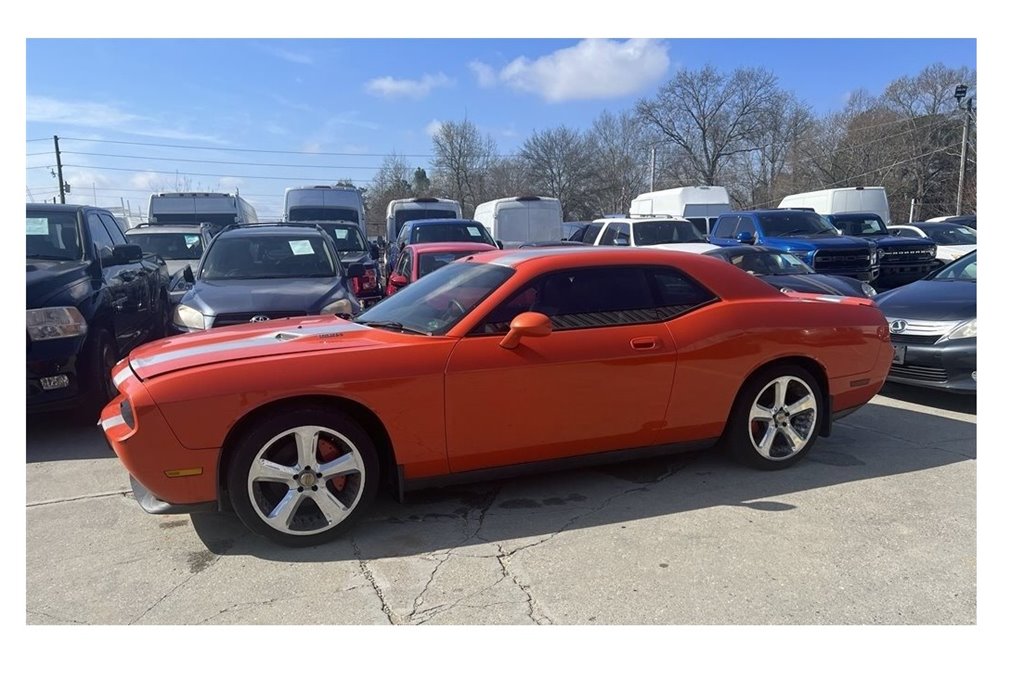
left=887, top=337, right=976, bottom=393
left=129, top=475, right=218, bottom=515
left=26, top=335, right=88, bottom=412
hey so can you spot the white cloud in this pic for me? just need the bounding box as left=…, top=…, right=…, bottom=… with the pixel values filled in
left=364, top=73, right=455, bottom=99
left=265, top=46, right=314, bottom=65
left=425, top=119, right=444, bottom=137
left=468, top=60, right=496, bottom=87
left=474, top=39, right=670, bottom=103
left=27, top=95, right=227, bottom=144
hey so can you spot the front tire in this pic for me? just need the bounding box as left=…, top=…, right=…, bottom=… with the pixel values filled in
left=226, top=407, right=379, bottom=547
left=75, top=328, right=118, bottom=423
left=723, top=364, right=823, bottom=470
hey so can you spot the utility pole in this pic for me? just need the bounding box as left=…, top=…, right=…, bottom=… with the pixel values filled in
left=908, top=198, right=915, bottom=223
left=53, top=135, right=66, bottom=204
left=649, top=146, right=657, bottom=192
left=954, top=85, right=974, bottom=216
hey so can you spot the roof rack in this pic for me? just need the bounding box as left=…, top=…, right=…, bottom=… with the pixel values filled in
left=220, top=221, right=332, bottom=234
left=619, top=213, right=681, bottom=219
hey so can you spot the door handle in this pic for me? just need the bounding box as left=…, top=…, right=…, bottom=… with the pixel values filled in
left=630, top=337, right=660, bottom=350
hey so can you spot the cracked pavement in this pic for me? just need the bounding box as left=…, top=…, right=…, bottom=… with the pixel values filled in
left=26, top=385, right=976, bottom=624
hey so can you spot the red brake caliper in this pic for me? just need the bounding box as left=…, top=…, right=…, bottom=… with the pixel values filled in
left=317, top=437, right=347, bottom=492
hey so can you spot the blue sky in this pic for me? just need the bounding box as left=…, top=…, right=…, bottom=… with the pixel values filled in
left=25, top=38, right=976, bottom=219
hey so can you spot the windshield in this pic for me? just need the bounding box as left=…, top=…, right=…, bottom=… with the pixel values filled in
left=26, top=211, right=83, bottom=260
left=411, top=222, right=496, bottom=246
left=356, top=262, right=513, bottom=335
left=728, top=251, right=814, bottom=276
left=828, top=215, right=887, bottom=236
left=318, top=224, right=367, bottom=253
left=931, top=251, right=977, bottom=281
left=289, top=207, right=359, bottom=224
left=760, top=212, right=839, bottom=237
left=919, top=225, right=977, bottom=245
left=199, top=234, right=337, bottom=280
left=152, top=213, right=236, bottom=227
left=417, top=249, right=479, bottom=276
left=633, top=220, right=706, bottom=245
left=395, top=208, right=458, bottom=234
left=126, top=232, right=204, bottom=260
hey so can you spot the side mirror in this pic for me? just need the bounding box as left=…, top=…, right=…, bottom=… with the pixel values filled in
left=346, top=263, right=367, bottom=279
left=182, top=265, right=196, bottom=284
left=107, top=244, right=143, bottom=265
left=389, top=273, right=409, bottom=289
left=496, top=240, right=504, bottom=250
left=500, top=312, right=552, bottom=350
left=736, top=231, right=756, bottom=245
left=370, top=244, right=380, bottom=260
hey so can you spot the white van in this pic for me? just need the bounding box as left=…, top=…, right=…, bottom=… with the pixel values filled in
left=778, top=187, right=891, bottom=224
left=149, top=192, right=258, bottom=227
left=284, top=186, right=366, bottom=234
left=629, top=186, right=731, bottom=236
left=473, top=196, right=563, bottom=247
left=385, top=197, right=462, bottom=242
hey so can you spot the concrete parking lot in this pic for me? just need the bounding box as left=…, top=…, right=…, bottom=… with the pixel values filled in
left=26, top=384, right=975, bottom=625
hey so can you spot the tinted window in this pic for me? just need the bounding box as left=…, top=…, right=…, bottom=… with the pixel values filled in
left=599, top=222, right=630, bottom=245
left=648, top=268, right=717, bottom=311
left=686, top=217, right=709, bottom=236
left=932, top=251, right=977, bottom=281
left=828, top=215, right=886, bottom=236
left=567, top=226, right=589, bottom=242
left=632, top=220, right=704, bottom=246
left=759, top=212, right=838, bottom=237
left=200, top=235, right=336, bottom=280
left=99, top=214, right=128, bottom=245
left=289, top=207, right=359, bottom=224
left=728, top=251, right=813, bottom=276
left=918, top=225, right=976, bottom=245
left=26, top=211, right=83, bottom=260
left=397, top=251, right=412, bottom=278
left=714, top=216, right=740, bottom=239
left=411, top=222, right=495, bottom=246
left=127, top=232, right=204, bottom=260
left=418, top=250, right=476, bottom=277
left=87, top=213, right=115, bottom=256
left=735, top=217, right=755, bottom=237
left=394, top=208, right=458, bottom=233
left=328, top=225, right=368, bottom=253
left=581, top=223, right=604, bottom=244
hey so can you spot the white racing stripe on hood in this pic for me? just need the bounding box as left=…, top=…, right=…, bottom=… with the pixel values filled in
left=130, top=321, right=354, bottom=371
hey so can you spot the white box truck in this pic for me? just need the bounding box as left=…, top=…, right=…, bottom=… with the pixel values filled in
left=778, top=187, right=891, bottom=224
left=473, top=196, right=563, bottom=247
left=629, top=186, right=731, bottom=236
left=284, top=186, right=367, bottom=234
left=148, top=192, right=258, bottom=227
left=385, top=197, right=462, bottom=242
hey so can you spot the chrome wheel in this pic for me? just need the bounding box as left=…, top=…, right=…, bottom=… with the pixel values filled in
left=246, top=425, right=366, bottom=536
left=747, top=376, right=818, bottom=461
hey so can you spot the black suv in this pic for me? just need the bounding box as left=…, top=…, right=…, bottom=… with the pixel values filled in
left=27, top=203, right=170, bottom=416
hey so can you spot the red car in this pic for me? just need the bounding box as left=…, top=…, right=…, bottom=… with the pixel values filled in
left=385, top=241, right=498, bottom=295
left=101, top=247, right=892, bottom=546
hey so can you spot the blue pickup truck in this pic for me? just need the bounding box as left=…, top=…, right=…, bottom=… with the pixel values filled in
left=708, top=209, right=880, bottom=282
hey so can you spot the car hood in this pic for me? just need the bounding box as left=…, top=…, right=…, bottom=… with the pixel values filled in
left=771, top=234, right=870, bottom=248
left=129, top=315, right=393, bottom=380
left=185, top=278, right=348, bottom=316
left=857, top=235, right=935, bottom=248
left=875, top=280, right=976, bottom=320
left=644, top=243, right=718, bottom=254
left=759, top=274, right=866, bottom=298
left=26, top=259, right=90, bottom=308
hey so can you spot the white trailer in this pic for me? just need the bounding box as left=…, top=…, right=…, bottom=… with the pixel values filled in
left=385, top=197, right=462, bottom=242
left=778, top=187, right=891, bottom=224
left=629, top=186, right=731, bottom=236
left=284, top=186, right=366, bottom=234
left=472, top=196, right=563, bottom=247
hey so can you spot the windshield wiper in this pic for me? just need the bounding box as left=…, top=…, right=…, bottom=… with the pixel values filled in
left=357, top=320, right=428, bottom=335
left=774, top=229, right=815, bottom=237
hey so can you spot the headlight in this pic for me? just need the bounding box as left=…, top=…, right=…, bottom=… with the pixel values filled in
left=172, top=304, right=206, bottom=331
left=788, top=250, right=813, bottom=262
left=321, top=299, right=353, bottom=316
left=870, top=248, right=880, bottom=264
left=860, top=282, right=877, bottom=298
left=27, top=307, right=88, bottom=340
left=937, top=318, right=976, bottom=343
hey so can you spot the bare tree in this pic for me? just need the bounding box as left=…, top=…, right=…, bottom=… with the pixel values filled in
left=430, top=119, right=497, bottom=214
left=585, top=110, right=653, bottom=215
left=363, top=154, right=412, bottom=238
left=519, top=126, right=597, bottom=220
left=484, top=156, right=532, bottom=202
left=636, top=65, right=781, bottom=186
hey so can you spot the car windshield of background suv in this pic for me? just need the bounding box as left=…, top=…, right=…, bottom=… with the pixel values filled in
left=633, top=220, right=705, bottom=245
left=830, top=216, right=886, bottom=236
left=200, top=235, right=337, bottom=279
left=26, top=213, right=83, bottom=260
left=733, top=252, right=814, bottom=276
left=412, top=223, right=494, bottom=246
left=760, top=212, right=839, bottom=237
left=924, top=226, right=977, bottom=245
left=127, top=232, right=204, bottom=260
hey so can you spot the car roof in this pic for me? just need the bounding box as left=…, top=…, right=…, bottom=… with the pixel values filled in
left=462, top=246, right=782, bottom=301
left=406, top=242, right=498, bottom=254
left=126, top=224, right=204, bottom=234
left=404, top=218, right=484, bottom=229
left=595, top=215, right=689, bottom=223
left=217, top=225, right=330, bottom=239
left=26, top=203, right=91, bottom=212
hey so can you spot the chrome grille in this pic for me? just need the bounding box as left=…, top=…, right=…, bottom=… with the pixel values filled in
left=213, top=310, right=307, bottom=327
left=889, top=365, right=949, bottom=382
left=813, top=249, right=872, bottom=272
left=885, top=317, right=961, bottom=337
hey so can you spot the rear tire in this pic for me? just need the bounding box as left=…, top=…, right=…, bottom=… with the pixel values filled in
left=723, top=364, right=823, bottom=470
left=227, top=407, right=380, bottom=547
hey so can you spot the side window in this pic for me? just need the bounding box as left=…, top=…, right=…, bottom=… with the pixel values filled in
left=86, top=213, right=115, bottom=259
left=473, top=266, right=658, bottom=334
left=686, top=218, right=708, bottom=236
left=599, top=222, right=630, bottom=245
left=567, top=226, right=588, bottom=242
left=581, top=222, right=604, bottom=244
left=714, top=216, right=739, bottom=239
left=735, top=216, right=755, bottom=237
left=647, top=267, right=717, bottom=319
left=397, top=252, right=412, bottom=278
left=99, top=214, right=128, bottom=245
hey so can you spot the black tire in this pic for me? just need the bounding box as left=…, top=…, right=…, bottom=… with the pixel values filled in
left=76, top=328, right=119, bottom=423
left=722, top=364, right=824, bottom=471
left=226, top=407, right=380, bottom=547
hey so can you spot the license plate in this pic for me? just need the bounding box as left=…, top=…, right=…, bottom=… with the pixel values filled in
left=892, top=343, right=906, bottom=365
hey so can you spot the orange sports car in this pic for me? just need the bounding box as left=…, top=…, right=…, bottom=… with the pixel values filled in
left=100, top=247, right=892, bottom=546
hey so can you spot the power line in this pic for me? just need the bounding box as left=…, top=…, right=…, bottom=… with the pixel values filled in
left=26, top=165, right=53, bottom=170
left=62, top=164, right=374, bottom=183
left=58, top=135, right=440, bottom=158
left=25, top=137, right=50, bottom=143
left=26, top=151, right=52, bottom=156
left=60, top=151, right=386, bottom=171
